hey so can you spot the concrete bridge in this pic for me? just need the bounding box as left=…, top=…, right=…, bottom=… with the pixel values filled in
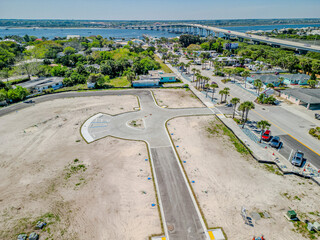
left=124, top=23, right=320, bottom=53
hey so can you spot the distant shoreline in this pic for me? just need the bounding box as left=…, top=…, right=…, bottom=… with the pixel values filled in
left=1, top=23, right=320, bottom=30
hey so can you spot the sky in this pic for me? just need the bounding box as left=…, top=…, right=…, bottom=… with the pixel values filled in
left=0, top=0, right=320, bottom=20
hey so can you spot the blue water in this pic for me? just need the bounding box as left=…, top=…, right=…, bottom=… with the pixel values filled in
left=1, top=23, right=320, bottom=39
left=0, top=28, right=179, bottom=39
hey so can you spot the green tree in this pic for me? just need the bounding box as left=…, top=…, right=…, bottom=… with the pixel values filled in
left=210, top=83, right=218, bottom=101
left=219, top=89, right=225, bottom=103
left=7, top=86, right=29, bottom=102
left=257, top=120, right=271, bottom=142
left=230, top=97, right=240, bottom=119
left=253, top=79, right=263, bottom=95
left=243, top=101, right=255, bottom=126
left=266, top=83, right=274, bottom=88
left=223, top=87, right=230, bottom=102
left=307, top=79, right=318, bottom=88
left=241, top=70, right=250, bottom=88
left=63, top=46, right=76, bottom=55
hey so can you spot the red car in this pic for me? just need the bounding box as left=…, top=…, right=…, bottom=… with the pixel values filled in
left=261, top=130, right=272, bottom=141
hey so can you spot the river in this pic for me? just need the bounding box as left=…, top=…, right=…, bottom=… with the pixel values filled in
left=1, top=23, right=320, bottom=39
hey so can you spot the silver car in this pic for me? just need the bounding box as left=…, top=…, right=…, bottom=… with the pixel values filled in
left=291, top=151, right=304, bottom=167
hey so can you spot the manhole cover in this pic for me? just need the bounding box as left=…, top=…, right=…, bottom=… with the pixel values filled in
left=167, top=224, right=174, bottom=231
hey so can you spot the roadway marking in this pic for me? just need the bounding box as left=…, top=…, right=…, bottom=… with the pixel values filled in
left=227, top=91, right=320, bottom=157
left=208, top=231, right=215, bottom=239
left=252, top=109, right=320, bottom=157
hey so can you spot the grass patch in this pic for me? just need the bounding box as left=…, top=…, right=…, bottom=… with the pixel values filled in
left=0, top=212, right=60, bottom=240
left=292, top=220, right=320, bottom=240
left=108, top=76, right=130, bottom=87
left=54, top=84, right=88, bottom=92
left=64, top=159, right=87, bottom=182
left=206, top=120, right=250, bottom=155
left=154, top=54, right=173, bottom=73
left=264, top=164, right=283, bottom=175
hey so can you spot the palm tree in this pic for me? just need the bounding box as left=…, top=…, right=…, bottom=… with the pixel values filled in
left=266, top=83, right=274, bottom=89
left=125, top=71, right=135, bottom=87
left=219, top=89, right=225, bottom=103
left=238, top=102, right=246, bottom=123
left=223, top=87, right=230, bottom=102
left=205, top=83, right=210, bottom=97
left=185, top=62, right=191, bottom=74
left=178, top=62, right=185, bottom=73
left=253, top=79, right=263, bottom=95
left=278, top=76, right=285, bottom=86
left=243, top=101, right=255, bottom=127
left=210, top=84, right=218, bottom=101
left=202, top=76, right=210, bottom=90
left=230, top=97, right=240, bottom=119
left=191, top=68, right=197, bottom=81
left=257, top=120, right=271, bottom=142
left=241, top=70, right=250, bottom=88
left=195, top=74, right=202, bottom=89
left=223, top=68, right=232, bottom=79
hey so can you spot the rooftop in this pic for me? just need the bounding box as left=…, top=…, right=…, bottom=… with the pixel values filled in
left=281, top=88, right=320, bottom=104
left=18, top=77, right=63, bottom=89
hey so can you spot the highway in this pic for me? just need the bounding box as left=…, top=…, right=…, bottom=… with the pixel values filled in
left=139, top=23, right=320, bottom=53
left=186, top=24, right=320, bottom=53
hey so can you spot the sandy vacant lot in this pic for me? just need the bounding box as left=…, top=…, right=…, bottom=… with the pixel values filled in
left=168, top=116, right=320, bottom=240
left=152, top=89, right=204, bottom=108
left=0, top=95, right=161, bottom=240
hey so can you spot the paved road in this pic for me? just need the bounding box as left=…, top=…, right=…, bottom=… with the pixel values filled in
left=81, top=90, right=212, bottom=239
left=163, top=23, right=320, bottom=53
left=0, top=90, right=213, bottom=240
left=183, top=62, right=320, bottom=170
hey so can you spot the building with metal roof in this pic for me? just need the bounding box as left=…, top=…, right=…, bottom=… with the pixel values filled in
left=18, top=77, right=64, bottom=93
left=280, top=88, right=320, bottom=109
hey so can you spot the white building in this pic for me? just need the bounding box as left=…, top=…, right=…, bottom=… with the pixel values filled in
left=67, top=35, right=81, bottom=40
left=18, top=77, right=64, bottom=93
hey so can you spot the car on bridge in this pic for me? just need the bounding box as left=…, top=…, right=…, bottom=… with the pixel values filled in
left=315, top=113, right=320, bottom=120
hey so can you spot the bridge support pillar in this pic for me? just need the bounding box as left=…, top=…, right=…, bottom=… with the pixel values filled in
left=225, top=34, right=230, bottom=40
left=238, top=37, right=244, bottom=42
left=253, top=40, right=260, bottom=45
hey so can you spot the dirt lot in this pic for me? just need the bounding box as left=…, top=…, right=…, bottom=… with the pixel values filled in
left=0, top=95, right=161, bottom=240
left=152, top=89, right=204, bottom=108
left=168, top=116, right=320, bottom=240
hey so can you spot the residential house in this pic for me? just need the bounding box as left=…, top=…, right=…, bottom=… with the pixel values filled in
left=249, top=74, right=281, bottom=87
left=133, top=70, right=177, bottom=87
left=283, top=74, right=310, bottom=85
left=18, top=77, right=64, bottom=93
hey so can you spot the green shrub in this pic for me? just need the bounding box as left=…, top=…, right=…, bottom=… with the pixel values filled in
left=309, top=128, right=316, bottom=135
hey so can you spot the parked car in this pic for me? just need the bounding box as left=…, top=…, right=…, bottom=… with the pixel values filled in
left=261, top=130, right=272, bottom=141
left=315, top=113, right=320, bottom=120
left=269, top=136, right=281, bottom=148
left=291, top=151, right=304, bottom=167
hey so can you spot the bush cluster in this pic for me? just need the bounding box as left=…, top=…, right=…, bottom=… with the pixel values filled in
left=309, top=127, right=320, bottom=140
